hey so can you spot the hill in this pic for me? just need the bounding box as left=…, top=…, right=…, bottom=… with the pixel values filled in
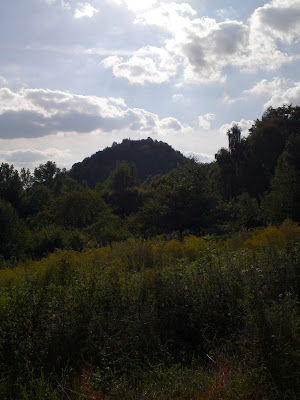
left=69, top=137, right=187, bottom=187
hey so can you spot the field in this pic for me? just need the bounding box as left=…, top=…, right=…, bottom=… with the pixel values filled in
left=0, top=220, right=299, bottom=399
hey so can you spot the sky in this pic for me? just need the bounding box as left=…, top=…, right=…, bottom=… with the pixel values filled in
left=0, top=0, right=300, bottom=170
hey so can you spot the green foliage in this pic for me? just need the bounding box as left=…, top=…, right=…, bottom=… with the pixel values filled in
left=22, top=184, right=53, bottom=217
left=1, top=106, right=300, bottom=398
left=69, top=137, right=186, bottom=187
left=136, top=161, right=218, bottom=235
left=0, top=198, right=30, bottom=261
left=34, top=161, right=59, bottom=186
left=0, top=163, right=23, bottom=208
left=0, top=223, right=299, bottom=398
left=84, top=212, right=131, bottom=245
left=216, top=105, right=300, bottom=200
left=31, top=225, right=87, bottom=258
left=50, top=190, right=107, bottom=228
left=103, top=161, right=141, bottom=216
left=263, top=135, right=300, bottom=224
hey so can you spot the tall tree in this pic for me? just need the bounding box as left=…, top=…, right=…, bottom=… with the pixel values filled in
left=34, top=161, right=59, bottom=186
left=0, top=199, right=30, bottom=260
left=0, top=163, right=23, bottom=208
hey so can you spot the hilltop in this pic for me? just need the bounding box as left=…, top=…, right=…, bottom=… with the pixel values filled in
left=69, top=137, right=187, bottom=187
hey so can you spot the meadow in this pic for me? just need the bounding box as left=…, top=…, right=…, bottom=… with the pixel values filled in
left=0, top=220, right=299, bottom=399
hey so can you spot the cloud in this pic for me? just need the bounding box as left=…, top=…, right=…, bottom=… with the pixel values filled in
left=219, top=119, right=254, bottom=136
left=239, top=0, right=300, bottom=72
left=0, top=147, right=73, bottom=170
left=74, top=2, right=99, bottom=19
left=182, top=151, right=215, bottom=163
left=198, top=113, right=216, bottom=130
left=111, top=0, right=158, bottom=12
left=0, top=148, right=70, bottom=163
left=0, top=87, right=186, bottom=139
left=240, top=78, right=300, bottom=109
left=172, top=94, right=184, bottom=102
left=217, top=6, right=239, bottom=20
left=44, top=0, right=70, bottom=9
left=222, top=94, right=239, bottom=105
left=243, top=77, right=289, bottom=97
left=224, top=77, right=290, bottom=105
left=264, top=81, right=300, bottom=108
left=105, top=2, right=236, bottom=84
left=101, top=46, right=178, bottom=85
left=253, top=0, right=300, bottom=43
left=0, top=75, right=8, bottom=87
left=101, top=0, right=299, bottom=85
left=159, top=117, right=184, bottom=132
left=136, top=3, right=249, bottom=83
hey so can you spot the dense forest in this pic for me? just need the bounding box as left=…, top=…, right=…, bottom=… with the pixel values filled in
left=0, top=105, right=300, bottom=399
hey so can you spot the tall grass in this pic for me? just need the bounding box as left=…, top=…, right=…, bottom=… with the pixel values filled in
left=0, top=220, right=299, bottom=399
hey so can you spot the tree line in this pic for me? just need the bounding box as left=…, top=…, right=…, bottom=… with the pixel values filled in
left=1, top=105, right=300, bottom=263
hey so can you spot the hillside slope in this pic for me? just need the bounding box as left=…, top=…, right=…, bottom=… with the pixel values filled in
left=69, top=137, right=187, bottom=187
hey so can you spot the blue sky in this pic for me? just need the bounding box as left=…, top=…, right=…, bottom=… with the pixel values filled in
left=0, top=0, right=300, bottom=169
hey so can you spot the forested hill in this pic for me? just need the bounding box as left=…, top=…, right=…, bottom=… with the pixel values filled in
left=0, top=105, right=300, bottom=260
left=69, top=137, right=187, bottom=187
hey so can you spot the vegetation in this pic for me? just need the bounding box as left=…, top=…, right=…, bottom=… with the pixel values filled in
left=69, top=137, right=186, bottom=187
left=0, top=105, right=300, bottom=398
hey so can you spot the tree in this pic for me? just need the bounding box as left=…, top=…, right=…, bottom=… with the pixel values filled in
left=136, top=161, right=218, bottom=236
left=103, top=161, right=140, bottom=217
left=105, top=160, right=137, bottom=192
left=0, top=163, right=23, bottom=208
left=51, top=190, right=108, bottom=228
left=263, top=139, right=300, bottom=224
left=227, top=124, right=241, bottom=154
left=0, top=199, right=30, bottom=260
left=22, top=184, right=53, bottom=217
left=34, top=161, right=59, bottom=186
left=20, top=168, right=34, bottom=190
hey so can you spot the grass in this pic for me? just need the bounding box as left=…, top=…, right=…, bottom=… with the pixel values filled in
left=0, top=220, right=299, bottom=399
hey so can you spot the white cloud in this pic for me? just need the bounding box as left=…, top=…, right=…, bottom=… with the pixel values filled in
left=253, top=0, right=300, bottom=44
left=134, top=2, right=197, bottom=28
left=264, top=81, right=300, bottom=108
left=111, top=0, right=158, bottom=12
left=44, top=0, right=70, bottom=9
left=182, top=151, right=215, bottom=163
left=198, top=113, right=216, bottom=130
left=101, top=46, right=178, bottom=85
left=159, top=117, right=184, bottom=132
left=132, top=3, right=249, bottom=83
left=0, top=75, right=8, bottom=87
left=0, top=87, right=186, bottom=139
left=172, top=94, right=184, bottom=102
left=243, top=77, right=289, bottom=97
left=240, top=78, right=300, bottom=109
left=61, top=0, right=70, bottom=9
left=0, top=147, right=73, bottom=170
left=103, top=0, right=299, bottom=85
left=223, top=77, right=290, bottom=105
left=240, top=0, right=300, bottom=72
left=0, top=148, right=71, bottom=163
left=74, top=3, right=99, bottom=19
left=222, top=94, right=239, bottom=105
left=217, top=6, right=239, bottom=20
left=219, top=119, right=254, bottom=136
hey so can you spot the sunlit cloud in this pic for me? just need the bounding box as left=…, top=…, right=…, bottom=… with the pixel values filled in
left=101, top=47, right=178, bottom=85
left=219, top=119, right=254, bottom=136
left=198, top=113, right=216, bottom=130
left=264, top=81, right=300, bottom=108
left=111, top=0, right=159, bottom=12
left=74, top=3, right=99, bottom=19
